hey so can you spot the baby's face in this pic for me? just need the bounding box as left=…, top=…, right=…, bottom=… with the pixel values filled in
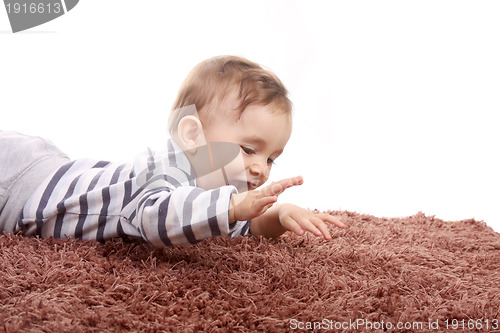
left=198, top=103, right=292, bottom=192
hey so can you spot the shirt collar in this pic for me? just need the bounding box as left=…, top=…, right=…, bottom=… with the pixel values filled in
left=166, top=138, right=197, bottom=183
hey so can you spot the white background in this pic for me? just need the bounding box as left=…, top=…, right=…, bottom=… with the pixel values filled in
left=1, top=1, right=499, bottom=232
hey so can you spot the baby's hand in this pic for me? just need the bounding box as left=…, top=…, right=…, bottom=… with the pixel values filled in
left=229, top=176, right=303, bottom=222
left=278, top=204, right=345, bottom=240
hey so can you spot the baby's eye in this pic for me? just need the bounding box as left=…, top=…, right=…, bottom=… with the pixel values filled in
left=267, top=158, right=276, bottom=166
left=240, top=146, right=256, bottom=155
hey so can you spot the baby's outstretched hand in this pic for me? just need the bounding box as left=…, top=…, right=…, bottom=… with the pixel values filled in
left=229, top=176, right=303, bottom=222
left=278, top=204, right=345, bottom=240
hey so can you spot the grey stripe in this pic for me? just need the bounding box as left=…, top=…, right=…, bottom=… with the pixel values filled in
left=182, top=188, right=204, bottom=244
left=240, top=220, right=251, bottom=237
left=136, top=188, right=168, bottom=211
left=33, top=161, right=75, bottom=236
left=96, top=165, right=124, bottom=242
left=146, top=148, right=155, bottom=181
left=75, top=170, right=105, bottom=239
left=138, top=197, right=158, bottom=243
left=157, top=194, right=172, bottom=246
left=167, top=140, right=177, bottom=168
left=54, top=174, right=82, bottom=238
left=92, top=161, right=110, bottom=169
left=207, top=189, right=221, bottom=237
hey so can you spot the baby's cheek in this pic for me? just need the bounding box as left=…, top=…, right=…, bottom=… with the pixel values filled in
left=225, top=153, right=248, bottom=179
left=264, top=166, right=271, bottom=179
left=196, top=169, right=228, bottom=190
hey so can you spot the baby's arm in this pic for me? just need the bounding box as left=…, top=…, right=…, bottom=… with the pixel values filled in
left=230, top=175, right=344, bottom=240
left=229, top=176, right=304, bottom=223
left=250, top=203, right=344, bottom=240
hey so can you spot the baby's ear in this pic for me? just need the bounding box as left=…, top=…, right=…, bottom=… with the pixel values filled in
left=177, top=115, right=206, bottom=150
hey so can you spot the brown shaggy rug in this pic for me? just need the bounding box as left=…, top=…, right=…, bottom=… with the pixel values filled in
left=1, top=211, right=499, bottom=333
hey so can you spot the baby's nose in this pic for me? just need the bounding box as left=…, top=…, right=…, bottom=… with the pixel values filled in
left=249, top=162, right=269, bottom=181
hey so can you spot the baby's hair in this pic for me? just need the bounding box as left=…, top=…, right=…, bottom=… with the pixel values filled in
left=168, top=55, right=292, bottom=135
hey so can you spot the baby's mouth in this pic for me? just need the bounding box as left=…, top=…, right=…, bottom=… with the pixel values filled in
left=229, top=180, right=258, bottom=192
left=247, top=181, right=259, bottom=191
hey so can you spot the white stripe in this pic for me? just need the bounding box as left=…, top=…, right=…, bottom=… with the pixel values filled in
left=216, top=186, right=236, bottom=235
left=60, top=212, right=78, bottom=239
left=191, top=190, right=212, bottom=240
left=61, top=0, right=68, bottom=13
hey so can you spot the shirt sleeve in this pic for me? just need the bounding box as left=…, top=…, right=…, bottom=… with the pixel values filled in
left=229, top=220, right=252, bottom=238
left=131, top=169, right=237, bottom=247
left=129, top=146, right=253, bottom=247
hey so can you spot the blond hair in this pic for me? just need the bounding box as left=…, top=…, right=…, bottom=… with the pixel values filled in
left=168, top=55, right=292, bottom=134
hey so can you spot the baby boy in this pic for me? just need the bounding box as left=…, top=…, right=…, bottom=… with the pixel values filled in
left=0, top=55, right=344, bottom=246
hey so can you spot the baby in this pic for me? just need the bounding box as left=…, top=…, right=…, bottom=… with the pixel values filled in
left=0, top=55, right=344, bottom=247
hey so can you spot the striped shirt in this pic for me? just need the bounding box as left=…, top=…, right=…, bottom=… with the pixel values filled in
left=16, top=139, right=251, bottom=246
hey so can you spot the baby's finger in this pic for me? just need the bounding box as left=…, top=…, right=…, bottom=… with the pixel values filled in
left=293, top=215, right=324, bottom=238
left=318, top=213, right=345, bottom=228
left=281, top=215, right=305, bottom=236
left=254, top=196, right=277, bottom=212
left=262, top=176, right=303, bottom=197
left=310, top=216, right=332, bottom=240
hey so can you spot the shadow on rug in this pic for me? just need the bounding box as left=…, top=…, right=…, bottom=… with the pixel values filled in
left=1, top=211, right=499, bottom=333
